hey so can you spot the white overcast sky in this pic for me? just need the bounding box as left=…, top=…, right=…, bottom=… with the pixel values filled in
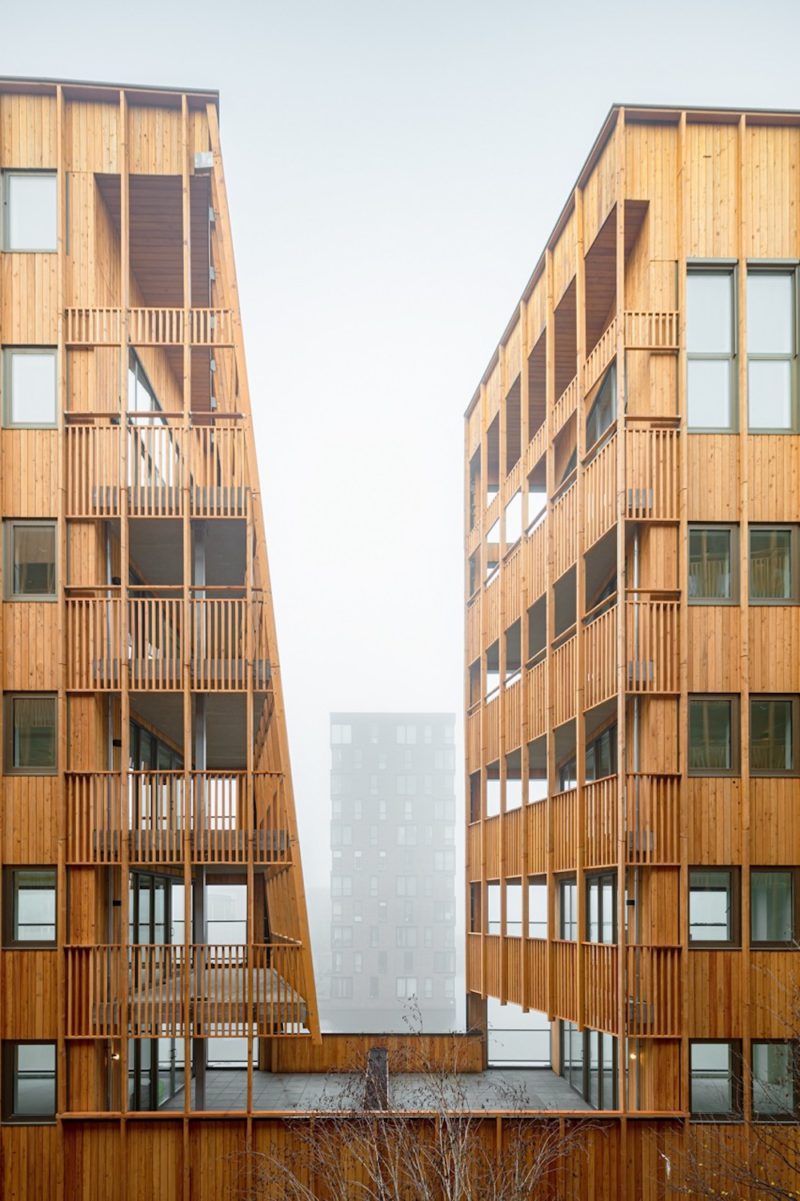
left=4, top=0, right=800, bottom=897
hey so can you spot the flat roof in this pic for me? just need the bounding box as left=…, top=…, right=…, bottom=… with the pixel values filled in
left=0, top=74, right=218, bottom=102
left=465, top=101, right=800, bottom=418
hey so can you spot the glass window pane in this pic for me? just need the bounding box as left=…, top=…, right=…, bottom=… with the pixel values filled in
left=752, top=871, right=793, bottom=943
left=691, top=1042, right=734, bottom=1115
left=13, top=1043, right=56, bottom=1117
left=689, top=529, right=732, bottom=599
left=690, top=870, right=732, bottom=941
left=6, top=174, right=57, bottom=251
left=689, top=699, right=732, bottom=771
left=12, top=525, right=55, bottom=596
left=749, top=359, right=793, bottom=431
left=753, top=1043, right=796, bottom=1117
left=751, top=699, right=793, bottom=773
left=9, top=352, right=57, bottom=426
left=751, top=529, right=792, bottom=600
left=14, top=870, right=56, bottom=942
left=748, top=273, right=794, bottom=354
left=687, top=273, right=733, bottom=353
left=12, top=697, right=56, bottom=769
left=688, top=360, right=732, bottom=430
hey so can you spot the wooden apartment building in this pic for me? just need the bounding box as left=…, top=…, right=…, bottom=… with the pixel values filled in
left=465, top=103, right=800, bottom=1125
left=0, top=76, right=320, bottom=1194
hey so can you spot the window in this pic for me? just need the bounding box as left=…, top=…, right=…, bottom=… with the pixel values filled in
left=586, top=873, right=616, bottom=944
left=395, top=977, right=417, bottom=1000
left=750, top=697, right=798, bottom=775
left=331, top=875, right=352, bottom=898
left=396, top=723, right=416, bottom=745
left=4, top=694, right=57, bottom=773
left=688, top=696, right=739, bottom=775
left=528, top=878, right=547, bottom=938
left=368, top=977, right=379, bottom=999
left=330, top=977, right=353, bottom=1000
left=559, top=877, right=577, bottom=940
left=396, top=927, right=417, bottom=948
left=4, top=521, right=57, bottom=600
left=353, top=952, right=363, bottom=973
left=3, top=868, right=56, bottom=946
left=689, top=869, right=739, bottom=946
left=3, top=348, right=57, bottom=427
left=486, top=881, right=500, bottom=935
left=423, top=977, right=434, bottom=999
left=586, top=364, right=616, bottom=449
left=585, top=724, right=617, bottom=782
left=747, top=270, right=796, bottom=432
left=2, top=172, right=57, bottom=251
left=331, top=926, right=352, bottom=946
left=688, top=526, right=737, bottom=603
left=752, top=1041, right=800, bottom=1119
left=752, top=869, right=799, bottom=946
left=434, top=850, right=454, bottom=872
left=750, top=526, right=799, bottom=602
left=2, top=1042, right=56, bottom=1121
left=506, top=880, right=522, bottom=937
left=331, top=722, right=352, bottom=744
left=395, top=876, right=417, bottom=897
left=687, top=268, right=736, bottom=431
left=527, top=596, right=546, bottom=665
left=690, top=1041, right=742, bottom=1118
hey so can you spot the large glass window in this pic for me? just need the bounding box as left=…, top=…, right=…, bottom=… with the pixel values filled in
left=752, top=869, right=797, bottom=946
left=558, top=877, right=577, bottom=940
left=3, top=348, right=57, bottom=427
left=4, top=521, right=56, bottom=599
left=2, top=1043, right=56, bottom=1121
left=528, top=877, right=547, bottom=938
left=586, top=365, right=616, bottom=449
left=750, top=526, right=798, bottom=602
left=688, top=696, right=738, bottom=775
left=4, top=694, right=57, bottom=773
left=690, top=1041, right=742, bottom=1118
left=687, top=269, right=736, bottom=431
left=688, top=526, right=737, bottom=603
left=3, top=868, right=56, bottom=946
left=585, top=724, right=617, bottom=781
left=486, top=881, right=501, bottom=935
left=689, top=868, right=739, bottom=946
left=752, top=1041, right=800, bottom=1120
left=750, top=697, right=798, bottom=775
left=748, top=271, right=796, bottom=432
left=586, top=872, right=616, bottom=944
left=2, top=172, right=57, bottom=251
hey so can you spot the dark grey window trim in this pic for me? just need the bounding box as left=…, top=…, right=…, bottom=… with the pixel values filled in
left=688, top=866, right=742, bottom=949
left=688, top=694, right=741, bottom=778
left=3, top=693, right=58, bottom=776
left=689, top=1038, right=744, bottom=1121
left=750, top=866, right=800, bottom=949
left=1, top=170, right=58, bottom=253
left=1, top=1040, right=57, bottom=1124
left=749, top=694, right=800, bottom=777
left=749, top=524, right=800, bottom=604
left=3, top=519, right=58, bottom=601
left=2, top=346, right=58, bottom=429
left=2, top=866, right=57, bottom=948
left=687, top=265, right=739, bottom=434
left=688, top=524, right=739, bottom=606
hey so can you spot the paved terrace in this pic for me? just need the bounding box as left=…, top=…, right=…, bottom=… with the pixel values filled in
left=162, top=1067, right=591, bottom=1112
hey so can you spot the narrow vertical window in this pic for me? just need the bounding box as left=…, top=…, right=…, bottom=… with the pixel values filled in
left=747, top=271, right=796, bottom=432
left=687, top=269, right=736, bottom=431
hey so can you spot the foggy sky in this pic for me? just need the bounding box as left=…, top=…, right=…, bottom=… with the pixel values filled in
left=4, top=0, right=800, bottom=892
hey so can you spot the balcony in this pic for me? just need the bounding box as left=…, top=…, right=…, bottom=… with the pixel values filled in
left=65, top=590, right=270, bottom=692
left=65, top=416, right=247, bottom=519
left=65, top=306, right=235, bottom=347
left=66, top=771, right=290, bottom=865
left=64, top=942, right=308, bottom=1038
left=625, top=591, right=680, bottom=694
left=626, top=945, right=681, bottom=1037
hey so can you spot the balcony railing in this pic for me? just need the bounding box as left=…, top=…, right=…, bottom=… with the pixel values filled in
left=65, top=417, right=247, bottom=519
left=625, top=773, right=680, bottom=865
left=65, top=942, right=307, bottom=1038
left=66, top=771, right=291, bottom=865
left=584, top=602, right=617, bottom=709
left=626, top=591, right=680, bottom=694
left=626, top=945, right=681, bottom=1037
left=583, top=942, right=618, bottom=1033
left=625, top=423, right=680, bottom=523
left=65, top=306, right=235, bottom=347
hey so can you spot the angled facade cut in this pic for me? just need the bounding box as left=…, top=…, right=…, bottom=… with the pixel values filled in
left=465, top=103, right=800, bottom=1134
left=0, top=75, right=319, bottom=1170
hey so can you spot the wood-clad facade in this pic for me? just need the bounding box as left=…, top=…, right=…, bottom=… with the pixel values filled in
left=0, top=76, right=321, bottom=1195
left=464, top=105, right=800, bottom=1132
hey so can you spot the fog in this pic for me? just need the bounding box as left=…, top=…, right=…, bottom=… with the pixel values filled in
left=5, top=0, right=800, bottom=1033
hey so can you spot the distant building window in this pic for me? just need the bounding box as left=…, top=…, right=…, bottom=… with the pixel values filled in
left=750, top=526, right=799, bottom=602
left=2, top=868, right=56, bottom=947
left=3, top=348, right=57, bottom=428
left=752, top=869, right=799, bottom=946
left=396, top=927, right=417, bottom=948
left=368, top=977, right=379, bottom=999
left=395, top=876, right=417, bottom=897
left=747, top=270, right=796, bottom=432
left=4, top=521, right=56, bottom=599
left=688, top=696, right=738, bottom=776
left=688, top=526, right=738, bottom=603
left=4, top=694, right=57, bottom=774
left=687, top=268, right=736, bottom=431
left=396, top=724, right=417, bottom=744
left=690, top=1041, right=742, bottom=1118
left=422, top=977, right=434, bottom=999
left=1, top=1042, right=56, bottom=1122
left=434, top=850, right=454, bottom=872
left=330, top=977, right=353, bottom=1000
left=2, top=172, right=57, bottom=251
left=689, top=868, right=739, bottom=946
left=331, top=723, right=352, bottom=745
left=395, top=977, right=417, bottom=999
left=331, top=926, right=352, bottom=946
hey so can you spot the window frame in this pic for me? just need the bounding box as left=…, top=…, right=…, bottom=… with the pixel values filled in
left=1, top=171, right=58, bottom=253
left=585, top=871, right=617, bottom=945
left=688, top=523, right=739, bottom=606
left=1, top=1040, right=57, bottom=1123
left=688, top=866, right=741, bottom=949
left=749, top=695, right=800, bottom=777
left=751, top=1039, right=800, bottom=1121
left=686, top=263, right=738, bottom=434
left=749, top=524, right=800, bottom=604
left=750, top=867, right=800, bottom=949
left=2, top=346, right=58, bottom=429
left=688, top=694, right=740, bottom=778
left=2, top=867, right=57, bottom=949
left=3, top=519, right=58, bottom=601
left=558, top=876, right=578, bottom=941
left=3, top=693, right=58, bottom=775
left=746, top=265, right=798, bottom=435
left=689, top=1039, right=744, bottom=1121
